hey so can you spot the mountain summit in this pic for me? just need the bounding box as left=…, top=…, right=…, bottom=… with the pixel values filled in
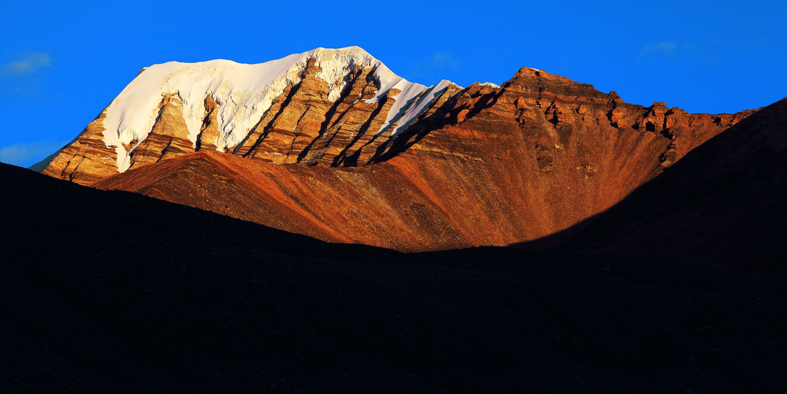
left=38, top=46, right=754, bottom=251
left=37, top=46, right=460, bottom=181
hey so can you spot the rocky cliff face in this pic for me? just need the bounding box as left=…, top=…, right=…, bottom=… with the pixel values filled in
left=41, top=109, right=118, bottom=185
left=377, top=68, right=753, bottom=241
left=41, top=47, right=754, bottom=251
left=42, top=47, right=451, bottom=180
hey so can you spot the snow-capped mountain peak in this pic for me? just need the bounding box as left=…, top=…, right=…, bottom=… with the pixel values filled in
left=101, top=46, right=446, bottom=171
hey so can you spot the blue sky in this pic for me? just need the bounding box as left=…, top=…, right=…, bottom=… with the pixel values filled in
left=1, top=0, right=785, bottom=167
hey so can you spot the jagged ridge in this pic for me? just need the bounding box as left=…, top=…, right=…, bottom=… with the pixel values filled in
left=40, top=46, right=755, bottom=252
left=40, top=47, right=461, bottom=182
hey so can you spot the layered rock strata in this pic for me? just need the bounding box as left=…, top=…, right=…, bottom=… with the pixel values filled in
left=41, top=47, right=448, bottom=180
left=42, top=47, right=755, bottom=251
left=41, top=110, right=117, bottom=185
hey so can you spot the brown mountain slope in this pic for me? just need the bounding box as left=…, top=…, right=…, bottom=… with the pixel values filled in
left=39, top=47, right=756, bottom=252
left=552, top=97, right=787, bottom=283
left=89, top=65, right=752, bottom=252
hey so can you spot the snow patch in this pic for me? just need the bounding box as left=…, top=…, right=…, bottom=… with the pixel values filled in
left=389, top=79, right=452, bottom=136
left=314, top=49, right=388, bottom=102
left=99, top=46, right=460, bottom=172
left=373, top=80, right=428, bottom=136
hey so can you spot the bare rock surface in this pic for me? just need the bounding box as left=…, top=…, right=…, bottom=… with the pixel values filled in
left=88, top=65, right=752, bottom=252
left=41, top=110, right=118, bottom=184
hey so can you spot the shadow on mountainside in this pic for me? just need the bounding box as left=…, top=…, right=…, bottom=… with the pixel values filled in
left=369, top=84, right=499, bottom=165
left=513, top=96, right=787, bottom=285
left=2, top=161, right=787, bottom=393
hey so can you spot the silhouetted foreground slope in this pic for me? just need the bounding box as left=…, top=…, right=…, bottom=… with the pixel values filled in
left=2, top=162, right=786, bottom=393
left=561, top=97, right=787, bottom=284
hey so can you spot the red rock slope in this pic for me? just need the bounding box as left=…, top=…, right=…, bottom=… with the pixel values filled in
left=88, top=64, right=753, bottom=251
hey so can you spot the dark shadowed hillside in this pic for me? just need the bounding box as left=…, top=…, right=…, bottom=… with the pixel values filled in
left=2, top=162, right=786, bottom=393
left=552, top=97, right=787, bottom=284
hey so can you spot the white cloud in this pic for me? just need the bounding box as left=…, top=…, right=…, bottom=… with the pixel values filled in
left=640, top=42, right=677, bottom=58
left=0, top=140, right=66, bottom=167
left=1, top=53, right=52, bottom=76
left=429, top=50, right=460, bottom=71
left=638, top=42, right=705, bottom=65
